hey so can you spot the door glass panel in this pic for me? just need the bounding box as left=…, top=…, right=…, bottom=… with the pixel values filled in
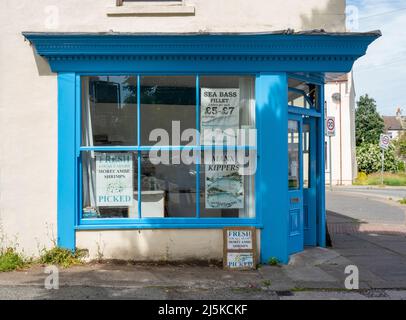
left=288, top=120, right=300, bottom=190
left=303, top=123, right=310, bottom=189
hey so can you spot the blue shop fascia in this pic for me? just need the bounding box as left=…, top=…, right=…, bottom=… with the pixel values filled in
left=23, top=30, right=380, bottom=263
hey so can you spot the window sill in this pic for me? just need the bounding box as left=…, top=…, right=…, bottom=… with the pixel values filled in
left=76, top=223, right=263, bottom=231
left=107, top=5, right=195, bottom=17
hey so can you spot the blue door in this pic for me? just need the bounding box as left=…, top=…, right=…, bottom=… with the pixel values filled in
left=303, top=117, right=317, bottom=246
left=288, top=115, right=304, bottom=254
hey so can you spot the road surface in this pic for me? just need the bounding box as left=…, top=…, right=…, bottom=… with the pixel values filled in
left=326, top=187, right=406, bottom=225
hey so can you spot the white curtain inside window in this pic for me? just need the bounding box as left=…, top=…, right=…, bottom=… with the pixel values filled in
left=239, top=77, right=256, bottom=218
left=82, top=78, right=97, bottom=210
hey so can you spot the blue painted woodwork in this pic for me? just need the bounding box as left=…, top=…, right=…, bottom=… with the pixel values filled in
left=303, top=117, right=318, bottom=246
left=317, top=81, right=327, bottom=247
left=23, top=32, right=380, bottom=73
left=256, top=73, right=289, bottom=264
left=57, top=73, right=76, bottom=251
left=22, top=31, right=379, bottom=262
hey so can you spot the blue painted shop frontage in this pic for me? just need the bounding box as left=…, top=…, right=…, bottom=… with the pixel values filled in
left=24, top=31, right=379, bottom=264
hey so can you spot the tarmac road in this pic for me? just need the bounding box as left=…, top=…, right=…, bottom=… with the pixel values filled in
left=326, top=187, right=406, bottom=225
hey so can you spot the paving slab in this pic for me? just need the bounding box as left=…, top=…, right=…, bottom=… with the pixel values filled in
left=385, top=290, right=406, bottom=300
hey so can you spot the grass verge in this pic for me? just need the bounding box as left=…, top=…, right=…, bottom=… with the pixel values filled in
left=354, top=172, right=406, bottom=186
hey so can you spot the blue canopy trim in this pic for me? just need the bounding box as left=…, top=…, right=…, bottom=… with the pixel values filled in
left=23, top=31, right=380, bottom=73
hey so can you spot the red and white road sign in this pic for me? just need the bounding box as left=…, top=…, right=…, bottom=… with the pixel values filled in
left=379, top=134, right=391, bottom=150
left=326, top=117, right=336, bottom=137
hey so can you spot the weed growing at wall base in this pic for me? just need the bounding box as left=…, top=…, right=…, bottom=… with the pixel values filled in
left=39, top=247, right=87, bottom=268
left=0, top=248, right=29, bottom=272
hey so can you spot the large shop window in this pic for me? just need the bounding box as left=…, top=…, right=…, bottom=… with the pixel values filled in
left=81, top=75, right=256, bottom=221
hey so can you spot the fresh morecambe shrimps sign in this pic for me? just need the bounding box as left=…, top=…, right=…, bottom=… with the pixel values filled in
left=223, top=227, right=257, bottom=270
left=227, top=229, right=253, bottom=250
left=95, top=153, right=133, bottom=207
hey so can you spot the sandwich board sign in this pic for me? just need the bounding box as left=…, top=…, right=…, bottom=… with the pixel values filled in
left=326, top=117, right=336, bottom=137
left=379, top=134, right=391, bottom=150
left=223, top=227, right=257, bottom=270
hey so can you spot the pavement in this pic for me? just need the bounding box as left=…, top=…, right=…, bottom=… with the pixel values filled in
left=0, top=186, right=405, bottom=300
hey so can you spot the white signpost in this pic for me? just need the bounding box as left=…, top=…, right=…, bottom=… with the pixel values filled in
left=326, top=117, right=336, bottom=191
left=379, top=134, right=391, bottom=185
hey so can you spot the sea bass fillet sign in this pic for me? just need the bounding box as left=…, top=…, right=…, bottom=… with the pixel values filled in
left=96, top=152, right=133, bottom=207
left=200, top=88, right=240, bottom=145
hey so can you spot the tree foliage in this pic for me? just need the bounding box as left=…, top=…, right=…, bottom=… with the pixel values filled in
left=395, top=131, right=406, bottom=160
left=356, top=143, right=402, bottom=174
left=355, top=95, right=385, bottom=146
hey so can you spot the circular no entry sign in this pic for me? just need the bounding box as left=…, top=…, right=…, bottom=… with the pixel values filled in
left=327, top=119, right=335, bottom=131
left=380, top=134, right=390, bottom=150
left=326, top=117, right=336, bottom=137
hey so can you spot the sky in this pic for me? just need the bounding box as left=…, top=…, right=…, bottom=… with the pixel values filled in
left=347, top=0, right=406, bottom=115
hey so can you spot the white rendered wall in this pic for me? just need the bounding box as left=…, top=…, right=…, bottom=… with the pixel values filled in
left=325, top=74, right=357, bottom=186
left=0, top=0, right=345, bottom=258
left=77, top=229, right=261, bottom=261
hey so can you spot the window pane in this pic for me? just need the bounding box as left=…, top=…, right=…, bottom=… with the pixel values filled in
left=140, top=151, right=197, bottom=218
left=200, top=76, right=255, bottom=146
left=82, top=151, right=137, bottom=219
left=82, top=76, right=137, bottom=146
left=288, top=120, right=300, bottom=190
left=140, top=76, right=196, bottom=146
left=199, top=150, right=255, bottom=218
left=288, top=78, right=319, bottom=109
left=303, top=123, right=310, bottom=189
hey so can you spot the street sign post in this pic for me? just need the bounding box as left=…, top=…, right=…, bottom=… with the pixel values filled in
left=326, top=117, right=336, bottom=191
left=379, top=134, right=391, bottom=185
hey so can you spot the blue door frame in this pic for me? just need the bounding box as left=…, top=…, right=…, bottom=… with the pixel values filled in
left=23, top=32, right=379, bottom=263
left=303, top=117, right=318, bottom=246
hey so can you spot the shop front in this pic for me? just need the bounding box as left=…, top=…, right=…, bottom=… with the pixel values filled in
left=23, top=31, right=379, bottom=264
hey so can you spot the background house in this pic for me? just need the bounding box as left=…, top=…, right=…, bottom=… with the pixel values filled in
left=383, top=108, right=405, bottom=140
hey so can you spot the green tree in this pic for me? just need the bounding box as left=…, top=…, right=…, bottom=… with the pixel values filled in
left=355, top=95, right=385, bottom=146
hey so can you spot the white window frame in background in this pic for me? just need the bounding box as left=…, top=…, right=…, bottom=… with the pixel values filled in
left=108, top=0, right=194, bottom=16
left=116, top=0, right=184, bottom=6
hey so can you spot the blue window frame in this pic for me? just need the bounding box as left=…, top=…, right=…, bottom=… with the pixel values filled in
left=77, top=74, right=260, bottom=229
left=288, top=76, right=321, bottom=110
left=288, top=75, right=323, bottom=119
